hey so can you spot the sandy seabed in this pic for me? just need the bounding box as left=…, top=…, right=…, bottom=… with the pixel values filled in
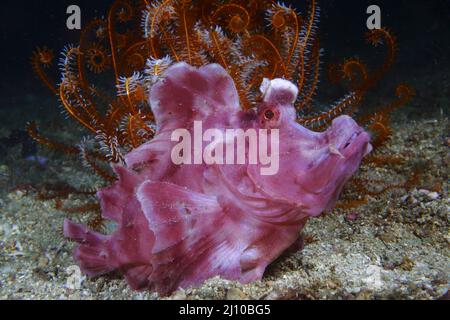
left=0, top=115, right=448, bottom=300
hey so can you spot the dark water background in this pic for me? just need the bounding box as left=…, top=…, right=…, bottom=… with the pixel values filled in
left=0, top=0, right=448, bottom=123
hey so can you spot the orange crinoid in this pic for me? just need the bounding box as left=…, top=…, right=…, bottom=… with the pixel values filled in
left=30, top=0, right=414, bottom=226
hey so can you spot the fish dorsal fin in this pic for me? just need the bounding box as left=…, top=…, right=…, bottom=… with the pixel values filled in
left=150, top=63, right=240, bottom=131
left=260, top=78, right=299, bottom=105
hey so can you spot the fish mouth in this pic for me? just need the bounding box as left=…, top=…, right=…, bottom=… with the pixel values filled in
left=343, top=130, right=371, bottom=154
left=343, top=131, right=360, bottom=149
left=329, top=116, right=372, bottom=159
left=345, top=131, right=372, bottom=158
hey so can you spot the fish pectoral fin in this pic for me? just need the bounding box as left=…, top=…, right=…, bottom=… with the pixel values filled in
left=137, top=181, right=224, bottom=254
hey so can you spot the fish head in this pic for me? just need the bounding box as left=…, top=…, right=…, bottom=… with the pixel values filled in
left=248, top=78, right=372, bottom=217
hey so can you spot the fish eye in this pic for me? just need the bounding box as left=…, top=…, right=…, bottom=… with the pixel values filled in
left=264, top=109, right=276, bottom=121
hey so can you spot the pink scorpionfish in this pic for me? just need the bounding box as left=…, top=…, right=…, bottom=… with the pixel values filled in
left=64, top=62, right=372, bottom=295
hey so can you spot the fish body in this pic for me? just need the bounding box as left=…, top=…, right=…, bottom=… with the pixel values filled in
left=64, top=63, right=371, bottom=295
